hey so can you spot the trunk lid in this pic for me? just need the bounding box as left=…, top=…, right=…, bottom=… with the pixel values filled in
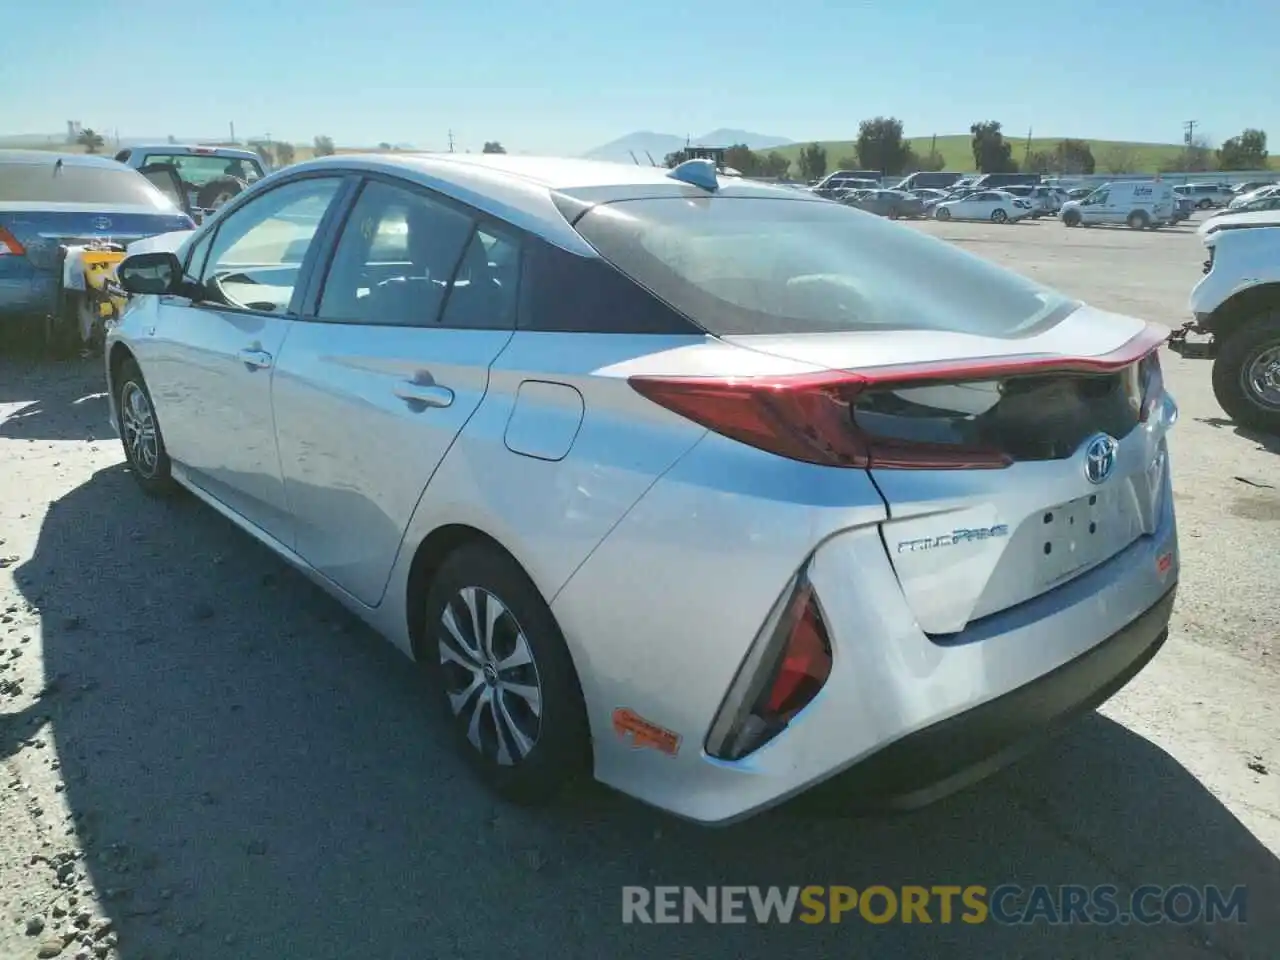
left=0, top=206, right=194, bottom=270
left=729, top=307, right=1171, bottom=634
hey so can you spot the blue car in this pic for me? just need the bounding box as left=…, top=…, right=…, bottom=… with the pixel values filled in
left=0, top=150, right=194, bottom=345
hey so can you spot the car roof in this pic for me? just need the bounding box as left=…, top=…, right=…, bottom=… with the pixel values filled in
left=274, top=153, right=820, bottom=254
left=125, top=144, right=261, bottom=160
left=0, top=149, right=127, bottom=169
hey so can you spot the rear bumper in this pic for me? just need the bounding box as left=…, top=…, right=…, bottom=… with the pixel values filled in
left=806, top=583, right=1175, bottom=813
left=556, top=429, right=1178, bottom=826
left=0, top=273, right=57, bottom=321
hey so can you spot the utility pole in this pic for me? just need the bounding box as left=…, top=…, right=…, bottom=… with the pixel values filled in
left=1183, top=120, right=1198, bottom=146
left=1024, top=127, right=1033, bottom=167
left=447, top=129, right=455, bottom=153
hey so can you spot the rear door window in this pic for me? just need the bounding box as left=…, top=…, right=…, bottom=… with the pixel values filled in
left=316, top=179, right=474, bottom=327
left=141, top=154, right=265, bottom=186
left=572, top=196, right=1074, bottom=338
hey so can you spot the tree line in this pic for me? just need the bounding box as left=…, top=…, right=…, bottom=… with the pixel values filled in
left=67, top=122, right=1270, bottom=177
left=661, top=118, right=1271, bottom=180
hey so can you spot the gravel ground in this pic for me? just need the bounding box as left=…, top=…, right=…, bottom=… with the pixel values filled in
left=0, top=212, right=1276, bottom=959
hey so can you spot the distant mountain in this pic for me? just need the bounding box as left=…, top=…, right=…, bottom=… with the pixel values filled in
left=582, top=129, right=792, bottom=164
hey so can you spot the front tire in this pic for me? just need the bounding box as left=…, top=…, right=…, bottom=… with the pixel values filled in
left=116, top=359, right=177, bottom=496
left=422, top=543, right=590, bottom=805
left=1212, top=313, right=1280, bottom=432
left=1063, top=209, right=1082, bottom=227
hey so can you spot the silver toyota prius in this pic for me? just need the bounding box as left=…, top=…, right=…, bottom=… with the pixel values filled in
left=105, top=153, right=1180, bottom=825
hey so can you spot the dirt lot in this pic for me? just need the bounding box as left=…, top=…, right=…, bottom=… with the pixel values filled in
left=1, top=213, right=1277, bottom=959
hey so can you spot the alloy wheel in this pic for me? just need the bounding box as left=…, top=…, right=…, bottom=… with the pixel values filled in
left=438, top=586, right=543, bottom=766
left=120, top=381, right=159, bottom=477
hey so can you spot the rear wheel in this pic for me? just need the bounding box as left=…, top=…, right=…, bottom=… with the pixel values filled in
left=935, top=207, right=951, bottom=221
left=991, top=208, right=1009, bottom=223
left=1127, top=210, right=1149, bottom=230
left=422, top=543, right=590, bottom=805
left=1212, top=313, right=1280, bottom=432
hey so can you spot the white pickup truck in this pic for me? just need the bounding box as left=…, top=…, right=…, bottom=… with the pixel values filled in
left=1170, top=210, right=1280, bottom=431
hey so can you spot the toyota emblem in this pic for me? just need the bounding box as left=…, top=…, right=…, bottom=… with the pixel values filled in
left=1083, top=433, right=1119, bottom=485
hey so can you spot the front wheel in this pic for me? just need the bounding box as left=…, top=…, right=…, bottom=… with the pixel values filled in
left=1212, top=314, right=1280, bottom=432
left=1063, top=209, right=1081, bottom=227
left=116, top=358, right=177, bottom=496
left=422, top=543, right=590, bottom=805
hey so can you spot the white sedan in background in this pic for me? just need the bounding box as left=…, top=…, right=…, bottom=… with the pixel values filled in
left=934, top=190, right=1035, bottom=224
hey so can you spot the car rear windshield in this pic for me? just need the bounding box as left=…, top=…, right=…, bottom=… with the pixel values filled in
left=0, top=161, right=175, bottom=208
left=572, top=196, right=1075, bottom=337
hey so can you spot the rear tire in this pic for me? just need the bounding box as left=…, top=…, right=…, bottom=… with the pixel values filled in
left=115, top=359, right=177, bottom=496
left=1211, top=313, right=1280, bottom=432
left=935, top=207, right=951, bottom=221
left=421, top=543, right=590, bottom=805
left=1127, top=210, right=1149, bottom=230
left=991, top=208, right=1009, bottom=223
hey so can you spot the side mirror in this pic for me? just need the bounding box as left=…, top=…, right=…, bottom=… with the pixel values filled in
left=117, top=252, right=183, bottom=296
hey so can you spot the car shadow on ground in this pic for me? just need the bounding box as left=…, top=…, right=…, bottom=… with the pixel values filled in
left=7, top=464, right=1279, bottom=959
left=1196, top=416, right=1280, bottom=456
left=0, top=354, right=109, bottom=443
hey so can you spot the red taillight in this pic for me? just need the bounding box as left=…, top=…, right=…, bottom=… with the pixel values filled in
left=706, top=575, right=834, bottom=761
left=0, top=227, right=25, bottom=256
left=761, top=585, right=831, bottom=718
left=629, top=324, right=1169, bottom=470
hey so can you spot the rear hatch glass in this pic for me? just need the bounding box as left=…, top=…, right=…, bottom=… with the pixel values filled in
left=571, top=195, right=1077, bottom=338
left=0, top=160, right=178, bottom=210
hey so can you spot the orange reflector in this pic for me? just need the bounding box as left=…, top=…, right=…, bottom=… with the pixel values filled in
left=612, top=708, right=681, bottom=756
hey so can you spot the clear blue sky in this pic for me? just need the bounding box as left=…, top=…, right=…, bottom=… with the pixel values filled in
left=2, top=0, right=1276, bottom=154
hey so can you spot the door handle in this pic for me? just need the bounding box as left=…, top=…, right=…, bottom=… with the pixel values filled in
left=238, top=348, right=273, bottom=370
left=394, top=381, right=454, bottom=409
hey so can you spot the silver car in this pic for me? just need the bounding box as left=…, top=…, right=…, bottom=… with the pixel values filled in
left=105, top=154, right=1180, bottom=825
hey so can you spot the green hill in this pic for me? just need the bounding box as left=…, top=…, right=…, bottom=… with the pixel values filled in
left=759, top=135, right=1279, bottom=174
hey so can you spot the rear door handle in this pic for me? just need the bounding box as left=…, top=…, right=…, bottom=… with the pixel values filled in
left=394, top=381, right=454, bottom=409
left=238, top=348, right=273, bottom=370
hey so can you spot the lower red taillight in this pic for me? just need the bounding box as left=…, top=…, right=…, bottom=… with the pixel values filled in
left=629, top=324, right=1170, bottom=470
left=0, top=227, right=25, bottom=257
left=761, top=585, right=831, bottom=718
left=706, top=574, right=833, bottom=761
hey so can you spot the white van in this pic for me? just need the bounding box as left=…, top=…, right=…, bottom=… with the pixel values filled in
left=1059, top=181, right=1175, bottom=229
